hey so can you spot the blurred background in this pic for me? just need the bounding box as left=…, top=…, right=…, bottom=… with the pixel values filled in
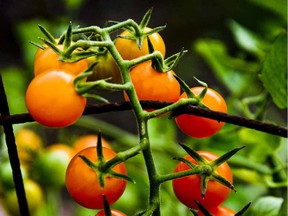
left=0, top=0, right=287, bottom=215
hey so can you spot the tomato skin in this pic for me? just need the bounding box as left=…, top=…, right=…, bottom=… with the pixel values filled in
left=172, top=151, right=233, bottom=210
left=66, top=147, right=127, bottom=209
left=198, top=206, right=236, bottom=216
left=96, top=209, right=127, bottom=216
left=34, top=45, right=88, bottom=76
left=73, top=134, right=111, bottom=154
left=115, top=27, right=166, bottom=60
left=25, top=70, right=86, bottom=128
left=175, top=87, right=227, bottom=138
left=124, top=61, right=180, bottom=103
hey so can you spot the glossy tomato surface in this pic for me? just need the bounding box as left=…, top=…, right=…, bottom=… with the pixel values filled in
left=172, top=151, right=233, bottom=210
left=66, top=147, right=127, bottom=209
left=115, top=27, right=166, bottom=60
left=124, top=61, right=180, bottom=103
left=176, top=87, right=227, bottom=138
left=25, top=70, right=86, bottom=127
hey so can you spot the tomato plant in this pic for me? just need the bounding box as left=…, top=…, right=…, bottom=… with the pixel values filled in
left=25, top=70, right=86, bottom=127
left=123, top=61, right=180, bottom=104
left=73, top=134, right=111, bottom=154
left=34, top=44, right=88, bottom=76
left=115, top=27, right=166, bottom=60
left=172, top=151, right=233, bottom=210
left=65, top=147, right=127, bottom=209
left=175, top=87, right=227, bottom=138
left=96, top=209, right=127, bottom=216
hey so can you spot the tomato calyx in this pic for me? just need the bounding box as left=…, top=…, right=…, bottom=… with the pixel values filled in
left=33, top=22, right=95, bottom=63
left=78, top=133, right=134, bottom=187
left=174, top=144, right=245, bottom=197
left=115, top=8, right=166, bottom=50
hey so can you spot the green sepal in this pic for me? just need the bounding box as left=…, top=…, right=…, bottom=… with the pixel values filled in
left=109, top=170, right=136, bottom=184
left=64, top=22, right=73, bottom=50
left=102, top=195, right=112, bottom=216
left=211, top=172, right=235, bottom=191
left=174, top=75, right=196, bottom=98
left=179, top=143, right=207, bottom=164
left=37, top=24, right=57, bottom=44
left=235, top=202, right=252, bottom=216
left=173, top=156, right=196, bottom=169
left=38, top=37, right=62, bottom=55
left=29, top=41, right=46, bottom=50
left=194, top=200, right=213, bottom=216
left=193, top=77, right=208, bottom=101
left=139, top=7, right=153, bottom=29
left=189, top=208, right=200, bottom=216
left=96, top=132, right=104, bottom=162
left=210, top=146, right=245, bottom=168
left=200, top=174, right=210, bottom=198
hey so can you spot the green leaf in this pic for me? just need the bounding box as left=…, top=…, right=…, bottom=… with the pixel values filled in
left=260, top=31, right=287, bottom=109
left=228, top=19, right=267, bottom=57
left=250, top=196, right=284, bottom=216
left=194, top=39, right=260, bottom=96
left=238, top=128, right=281, bottom=163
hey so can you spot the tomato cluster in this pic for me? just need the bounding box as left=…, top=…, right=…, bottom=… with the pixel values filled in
left=25, top=45, right=88, bottom=128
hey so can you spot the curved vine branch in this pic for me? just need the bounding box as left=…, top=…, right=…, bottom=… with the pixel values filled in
left=0, top=101, right=286, bottom=138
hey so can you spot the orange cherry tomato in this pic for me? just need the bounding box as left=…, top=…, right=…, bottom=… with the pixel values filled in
left=34, top=44, right=88, bottom=76
left=124, top=61, right=180, bottom=104
left=66, top=147, right=127, bottom=209
left=115, top=27, right=166, bottom=60
left=25, top=70, right=86, bottom=128
left=176, top=87, right=227, bottom=138
left=172, top=151, right=233, bottom=210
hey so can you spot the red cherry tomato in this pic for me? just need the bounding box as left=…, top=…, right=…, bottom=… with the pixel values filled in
left=25, top=70, right=86, bottom=127
left=175, top=87, right=227, bottom=138
left=115, top=27, right=166, bottom=60
left=65, top=147, right=127, bottom=209
left=172, top=151, right=233, bottom=210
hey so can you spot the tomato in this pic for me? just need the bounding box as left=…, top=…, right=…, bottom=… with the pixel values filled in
left=25, top=70, right=86, bottom=128
left=30, top=144, right=74, bottom=188
left=66, top=147, right=127, bottom=209
left=198, top=205, right=236, bottom=216
left=87, top=51, right=122, bottom=84
left=175, top=87, right=227, bottom=138
left=34, top=44, right=88, bottom=76
left=73, top=134, right=111, bottom=154
left=96, top=209, right=127, bottom=216
left=172, top=151, right=233, bottom=210
left=3, top=179, right=43, bottom=216
left=124, top=61, right=180, bottom=104
left=115, top=27, right=166, bottom=60
left=15, top=128, right=43, bottom=165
